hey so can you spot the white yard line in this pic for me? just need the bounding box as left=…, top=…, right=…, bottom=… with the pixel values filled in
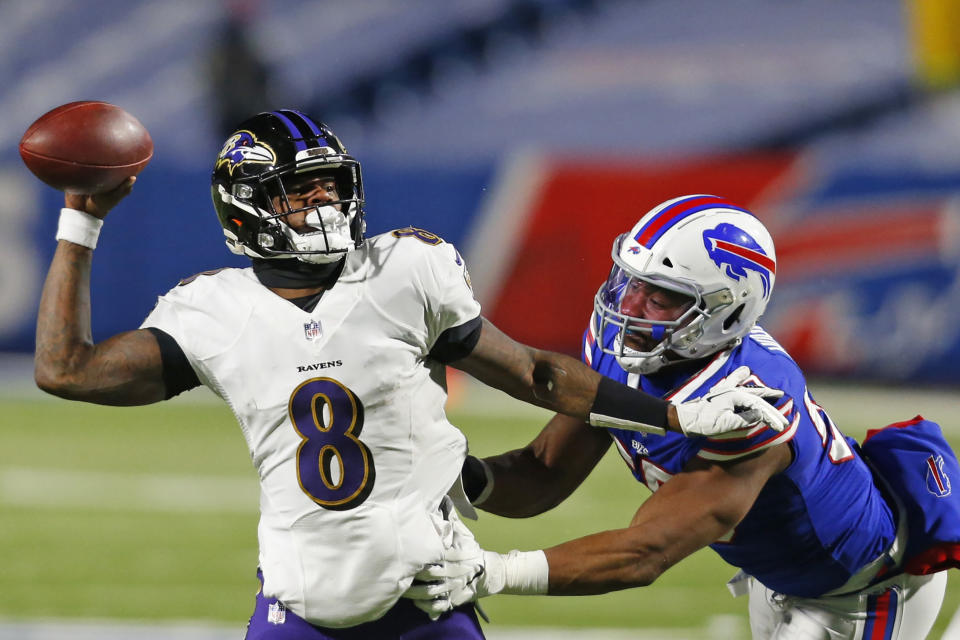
left=0, top=467, right=257, bottom=513
left=0, top=619, right=745, bottom=640
left=943, top=605, right=960, bottom=640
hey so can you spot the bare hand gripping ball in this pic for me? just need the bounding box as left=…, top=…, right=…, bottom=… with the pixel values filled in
left=19, top=101, right=153, bottom=194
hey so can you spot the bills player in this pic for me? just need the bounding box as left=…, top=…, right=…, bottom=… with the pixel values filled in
left=408, top=196, right=951, bottom=639
left=32, top=114, right=787, bottom=640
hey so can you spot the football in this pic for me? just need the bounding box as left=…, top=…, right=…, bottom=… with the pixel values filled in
left=19, top=101, right=153, bottom=194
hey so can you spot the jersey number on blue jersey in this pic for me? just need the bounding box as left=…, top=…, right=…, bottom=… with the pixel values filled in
left=803, top=388, right=854, bottom=463
left=288, top=377, right=375, bottom=510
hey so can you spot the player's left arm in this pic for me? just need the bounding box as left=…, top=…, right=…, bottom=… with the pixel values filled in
left=452, top=317, right=622, bottom=421
left=543, top=443, right=792, bottom=594
left=451, top=318, right=786, bottom=436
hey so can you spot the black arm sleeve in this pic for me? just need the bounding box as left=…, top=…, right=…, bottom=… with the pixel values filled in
left=145, top=327, right=201, bottom=399
left=461, top=455, right=489, bottom=503
left=590, top=376, right=670, bottom=431
left=428, top=315, right=483, bottom=364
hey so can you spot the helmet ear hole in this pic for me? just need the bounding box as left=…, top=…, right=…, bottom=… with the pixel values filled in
left=662, top=257, right=673, bottom=267
left=723, top=304, right=745, bottom=331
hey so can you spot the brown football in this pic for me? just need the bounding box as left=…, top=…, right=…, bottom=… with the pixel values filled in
left=19, top=101, right=153, bottom=194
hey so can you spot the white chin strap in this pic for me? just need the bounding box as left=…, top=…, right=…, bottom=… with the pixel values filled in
left=612, top=334, right=670, bottom=375
left=286, top=204, right=355, bottom=264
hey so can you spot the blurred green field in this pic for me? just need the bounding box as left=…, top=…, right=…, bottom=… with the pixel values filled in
left=2, top=382, right=960, bottom=638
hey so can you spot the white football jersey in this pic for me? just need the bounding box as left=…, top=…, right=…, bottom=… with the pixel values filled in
left=141, top=229, right=481, bottom=627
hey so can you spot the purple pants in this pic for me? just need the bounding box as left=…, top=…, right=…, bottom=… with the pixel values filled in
left=244, top=572, right=485, bottom=640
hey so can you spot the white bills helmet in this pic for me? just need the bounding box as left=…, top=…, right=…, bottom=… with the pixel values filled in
left=594, top=195, right=777, bottom=374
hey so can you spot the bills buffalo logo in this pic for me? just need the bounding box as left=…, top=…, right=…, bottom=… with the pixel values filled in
left=702, top=223, right=775, bottom=297
left=216, top=130, right=277, bottom=175
left=926, top=454, right=952, bottom=497
left=628, top=246, right=642, bottom=254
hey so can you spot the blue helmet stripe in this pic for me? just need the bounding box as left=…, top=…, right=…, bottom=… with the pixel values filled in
left=271, top=110, right=309, bottom=151
left=287, top=109, right=323, bottom=137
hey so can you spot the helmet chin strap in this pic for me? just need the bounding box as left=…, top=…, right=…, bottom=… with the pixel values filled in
left=616, top=352, right=670, bottom=375
left=613, top=334, right=671, bottom=375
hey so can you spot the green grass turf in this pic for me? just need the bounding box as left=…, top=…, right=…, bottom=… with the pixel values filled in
left=1, top=396, right=958, bottom=637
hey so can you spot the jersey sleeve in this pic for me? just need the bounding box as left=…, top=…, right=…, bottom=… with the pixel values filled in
left=696, top=406, right=798, bottom=461
left=143, top=327, right=201, bottom=398
left=688, top=365, right=800, bottom=462
left=139, top=277, right=239, bottom=395
left=409, top=231, right=481, bottom=348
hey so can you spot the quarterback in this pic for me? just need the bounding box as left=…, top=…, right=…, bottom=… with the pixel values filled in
left=32, top=113, right=786, bottom=639
left=409, top=196, right=959, bottom=639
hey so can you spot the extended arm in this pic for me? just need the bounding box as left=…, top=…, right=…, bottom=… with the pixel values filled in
left=543, top=443, right=791, bottom=594
left=453, top=318, right=681, bottom=432
left=34, top=182, right=168, bottom=406
left=453, top=319, right=788, bottom=437
left=407, top=443, right=791, bottom=614
left=473, top=413, right=611, bottom=518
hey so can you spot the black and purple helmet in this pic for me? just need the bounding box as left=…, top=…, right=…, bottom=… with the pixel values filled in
left=211, top=109, right=365, bottom=263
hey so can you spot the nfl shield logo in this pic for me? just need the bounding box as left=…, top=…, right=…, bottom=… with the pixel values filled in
left=303, top=319, right=323, bottom=341
left=267, top=601, right=286, bottom=625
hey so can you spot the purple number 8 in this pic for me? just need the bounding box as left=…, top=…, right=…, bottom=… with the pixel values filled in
left=288, top=377, right=374, bottom=510
left=391, top=226, right=443, bottom=245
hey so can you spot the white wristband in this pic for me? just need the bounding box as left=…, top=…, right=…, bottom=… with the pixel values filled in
left=56, top=207, right=103, bottom=249
left=484, top=549, right=549, bottom=595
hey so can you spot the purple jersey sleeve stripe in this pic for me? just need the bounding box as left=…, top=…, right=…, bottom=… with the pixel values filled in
left=634, top=196, right=755, bottom=249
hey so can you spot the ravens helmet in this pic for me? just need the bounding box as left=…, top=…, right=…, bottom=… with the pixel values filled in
left=211, top=110, right=365, bottom=264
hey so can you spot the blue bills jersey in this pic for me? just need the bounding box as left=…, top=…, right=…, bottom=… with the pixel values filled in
left=583, top=320, right=898, bottom=597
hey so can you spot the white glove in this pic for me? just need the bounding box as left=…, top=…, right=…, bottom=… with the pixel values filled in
left=405, top=503, right=549, bottom=620
left=406, top=546, right=550, bottom=619
left=405, top=547, right=487, bottom=620
left=406, top=500, right=486, bottom=620
left=674, top=366, right=787, bottom=437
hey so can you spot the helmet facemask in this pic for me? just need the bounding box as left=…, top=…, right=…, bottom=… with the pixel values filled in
left=593, top=194, right=775, bottom=374
left=594, top=235, right=716, bottom=374
left=258, top=164, right=363, bottom=264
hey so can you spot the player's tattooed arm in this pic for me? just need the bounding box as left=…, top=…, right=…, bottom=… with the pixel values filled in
left=34, top=240, right=167, bottom=406
left=452, top=318, right=680, bottom=430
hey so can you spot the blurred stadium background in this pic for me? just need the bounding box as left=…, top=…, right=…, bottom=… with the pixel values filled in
left=4, top=0, right=960, bottom=637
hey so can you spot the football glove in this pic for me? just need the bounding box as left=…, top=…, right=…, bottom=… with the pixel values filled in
left=406, top=546, right=549, bottom=619
left=406, top=499, right=548, bottom=619
left=407, top=503, right=486, bottom=620
left=675, top=366, right=787, bottom=437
